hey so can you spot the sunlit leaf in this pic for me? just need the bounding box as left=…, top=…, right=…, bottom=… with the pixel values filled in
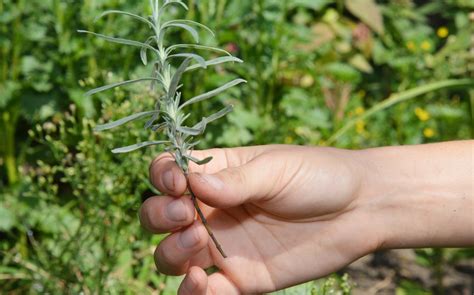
left=168, top=58, right=192, bottom=100
left=162, top=23, right=200, bottom=43
left=140, top=37, right=156, bottom=66
left=95, top=111, right=160, bottom=131
left=85, top=78, right=163, bottom=96
left=177, top=125, right=204, bottom=136
left=203, top=105, right=234, bottom=124
left=112, top=141, right=169, bottom=154
left=144, top=113, right=160, bottom=129
left=162, top=0, right=188, bottom=11
left=168, top=53, right=207, bottom=69
left=180, top=79, right=246, bottom=108
left=166, top=44, right=232, bottom=56
left=95, top=10, right=156, bottom=30
left=163, top=19, right=215, bottom=37
left=186, top=56, right=243, bottom=72
left=77, top=30, right=157, bottom=53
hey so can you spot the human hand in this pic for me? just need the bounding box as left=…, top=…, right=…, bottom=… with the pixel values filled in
left=140, top=145, right=378, bottom=294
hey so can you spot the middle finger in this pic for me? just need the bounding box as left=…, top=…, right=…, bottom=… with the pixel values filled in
left=140, top=195, right=196, bottom=234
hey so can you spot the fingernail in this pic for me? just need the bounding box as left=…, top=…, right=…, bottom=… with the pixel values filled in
left=166, top=200, right=187, bottom=222
left=197, top=173, right=224, bottom=190
left=179, top=226, right=200, bottom=248
left=162, top=170, right=174, bottom=191
left=184, top=273, right=197, bottom=292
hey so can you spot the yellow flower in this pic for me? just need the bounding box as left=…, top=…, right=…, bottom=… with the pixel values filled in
left=421, top=41, right=432, bottom=52
left=355, top=106, right=365, bottom=115
left=300, top=75, right=314, bottom=88
left=423, top=128, right=435, bottom=138
left=406, top=41, right=416, bottom=51
left=284, top=136, right=294, bottom=144
left=437, top=27, right=449, bottom=38
left=356, top=120, right=366, bottom=135
left=415, top=107, right=430, bottom=121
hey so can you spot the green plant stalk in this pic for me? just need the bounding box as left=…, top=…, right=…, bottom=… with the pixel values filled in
left=325, top=79, right=474, bottom=145
left=150, top=13, right=228, bottom=258
left=81, top=1, right=246, bottom=258
left=433, top=248, right=445, bottom=295
left=2, top=112, right=18, bottom=185
left=186, top=174, right=227, bottom=258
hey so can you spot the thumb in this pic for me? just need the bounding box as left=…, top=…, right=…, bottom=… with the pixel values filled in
left=188, top=158, right=274, bottom=209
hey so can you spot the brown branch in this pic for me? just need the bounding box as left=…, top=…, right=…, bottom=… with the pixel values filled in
left=185, top=175, right=227, bottom=258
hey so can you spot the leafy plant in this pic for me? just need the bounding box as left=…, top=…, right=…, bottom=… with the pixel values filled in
left=79, top=0, right=246, bottom=258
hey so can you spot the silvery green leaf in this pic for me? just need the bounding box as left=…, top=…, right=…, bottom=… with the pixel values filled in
left=180, top=79, right=247, bottom=109
left=203, top=105, right=234, bottom=124
left=177, top=126, right=204, bottom=136
left=187, top=140, right=201, bottom=149
left=140, top=37, right=156, bottom=66
left=95, top=111, right=159, bottom=131
left=77, top=30, right=157, bottom=53
left=152, top=122, right=167, bottom=132
left=162, top=0, right=188, bottom=11
left=85, top=77, right=163, bottom=96
left=186, top=56, right=243, bottom=72
left=95, top=10, right=156, bottom=30
left=163, top=20, right=215, bottom=37
left=144, top=113, right=160, bottom=129
left=112, top=141, right=169, bottom=154
left=191, top=106, right=233, bottom=131
left=166, top=44, right=232, bottom=56
left=161, top=23, right=200, bottom=43
left=168, top=58, right=192, bottom=100
left=177, top=112, right=191, bottom=126
left=168, top=53, right=207, bottom=69
left=185, top=155, right=213, bottom=165
left=140, top=47, right=148, bottom=65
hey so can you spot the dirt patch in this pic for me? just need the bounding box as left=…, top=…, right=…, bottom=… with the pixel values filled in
left=343, top=250, right=474, bottom=295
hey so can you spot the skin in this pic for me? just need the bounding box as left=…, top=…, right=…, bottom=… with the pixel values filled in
left=139, top=141, right=474, bottom=294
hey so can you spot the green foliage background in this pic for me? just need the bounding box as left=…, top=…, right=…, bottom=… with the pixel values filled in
left=0, top=0, right=473, bottom=293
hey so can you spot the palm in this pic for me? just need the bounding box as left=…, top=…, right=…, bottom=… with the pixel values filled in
left=194, top=147, right=362, bottom=292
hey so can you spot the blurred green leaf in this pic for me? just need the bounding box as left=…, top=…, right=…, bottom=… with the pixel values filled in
left=0, top=205, right=16, bottom=231
left=345, top=0, right=384, bottom=35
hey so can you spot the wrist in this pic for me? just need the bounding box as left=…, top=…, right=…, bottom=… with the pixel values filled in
left=354, top=143, right=474, bottom=250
